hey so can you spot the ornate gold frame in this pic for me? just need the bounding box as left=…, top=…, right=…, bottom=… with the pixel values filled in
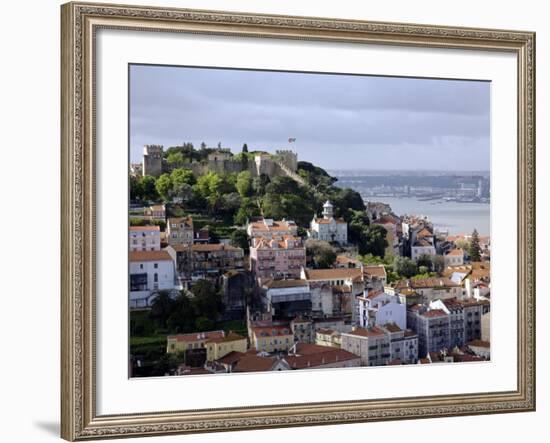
left=61, top=2, right=536, bottom=440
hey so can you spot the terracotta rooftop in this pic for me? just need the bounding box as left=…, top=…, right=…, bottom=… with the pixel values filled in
left=335, top=255, right=360, bottom=265
left=394, top=278, right=460, bottom=290
left=233, top=355, right=281, bottom=373
left=192, top=243, right=242, bottom=252
left=382, top=323, right=402, bottom=333
left=291, top=343, right=335, bottom=356
left=129, top=250, right=172, bottom=262
left=168, top=217, right=193, bottom=227
left=216, top=351, right=246, bottom=366
left=421, top=309, right=448, bottom=318
left=363, top=265, right=387, bottom=278
left=346, top=326, right=385, bottom=338
left=251, top=325, right=292, bottom=337
left=130, top=225, right=160, bottom=232
left=286, top=348, right=359, bottom=369
left=304, top=268, right=363, bottom=282
left=167, top=330, right=225, bottom=343
left=445, top=248, right=464, bottom=256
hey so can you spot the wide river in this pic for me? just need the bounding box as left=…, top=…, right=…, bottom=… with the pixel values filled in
left=366, top=196, right=490, bottom=236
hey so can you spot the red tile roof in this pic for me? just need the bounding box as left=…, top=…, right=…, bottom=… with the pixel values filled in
left=130, top=225, right=160, bottom=232
left=304, top=268, right=363, bottom=281
left=167, top=330, right=225, bottom=343
left=286, top=348, right=359, bottom=369
left=233, top=355, right=280, bottom=372
left=192, top=243, right=242, bottom=252
left=346, top=326, right=385, bottom=338
left=421, top=309, right=448, bottom=318
left=251, top=325, right=292, bottom=337
left=363, top=265, right=387, bottom=278
left=129, top=250, right=173, bottom=262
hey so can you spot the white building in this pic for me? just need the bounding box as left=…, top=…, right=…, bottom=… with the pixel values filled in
left=357, top=291, right=406, bottom=330
left=444, top=248, right=464, bottom=267
left=341, top=324, right=418, bottom=366
left=309, top=201, right=347, bottom=245
left=129, top=250, right=178, bottom=309
left=129, top=225, right=161, bottom=251
left=410, top=227, right=437, bottom=261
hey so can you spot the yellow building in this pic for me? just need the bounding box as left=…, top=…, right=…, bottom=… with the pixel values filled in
left=166, top=330, right=247, bottom=362
left=315, top=328, right=342, bottom=348
left=250, top=325, right=294, bottom=353
left=206, top=333, right=248, bottom=362
left=167, top=330, right=225, bottom=354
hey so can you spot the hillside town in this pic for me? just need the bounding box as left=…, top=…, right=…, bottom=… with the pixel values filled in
left=129, top=143, right=491, bottom=377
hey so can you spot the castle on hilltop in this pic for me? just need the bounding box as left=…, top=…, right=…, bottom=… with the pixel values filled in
left=139, top=145, right=302, bottom=184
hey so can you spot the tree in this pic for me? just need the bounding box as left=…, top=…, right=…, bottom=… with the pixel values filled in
left=129, top=175, right=144, bottom=201
left=362, top=224, right=389, bottom=257
left=393, top=256, right=418, bottom=278
left=332, top=188, right=366, bottom=219
left=417, top=254, right=433, bottom=271
left=195, top=172, right=224, bottom=212
left=171, top=168, right=196, bottom=187
left=230, top=229, right=250, bottom=254
left=190, top=280, right=222, bottom=320
left=149, top=291, right=176, bottom=328
left=235, top=171, right=253, bottom=198
left=469, top=229, right=482, bottom=261
left=166, top=293, right=195, bottom=333
left=140, top=175, right=159, bottom=202
left=431, top=255, right=446, bottom=274
left=455, top=238, right=470, bottom=251
left=305, top=239, right=337, bottom=269
left=166, top=151, right=185, bottom=167
left=234, top=197, right=261, bottom=226
left=155, top=173, right=173, bottom=202
left=252, top=173, right=270, bottom=196
left=242, top=143, right=248, bottom=153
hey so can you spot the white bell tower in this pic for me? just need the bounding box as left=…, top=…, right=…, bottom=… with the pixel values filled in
left=322, top=200, right=334, bottom=219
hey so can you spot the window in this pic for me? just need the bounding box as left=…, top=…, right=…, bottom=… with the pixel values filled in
left=154, top=263, right=158, bottom=269
left=154, top=273, right=158, bottom=283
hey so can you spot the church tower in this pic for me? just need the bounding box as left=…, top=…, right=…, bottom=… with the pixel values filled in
left=322, top=200, right=334, bottom=219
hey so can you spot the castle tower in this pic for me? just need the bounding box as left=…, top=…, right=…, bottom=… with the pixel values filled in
left=275, top=150, right=298, bottom=172
left=142, top=145, right=163, bottom=177
left=322, top=200, right=334, bottom=219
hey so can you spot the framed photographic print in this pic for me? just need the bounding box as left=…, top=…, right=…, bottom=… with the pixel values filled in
left=61, top=1, right=536, bottom=440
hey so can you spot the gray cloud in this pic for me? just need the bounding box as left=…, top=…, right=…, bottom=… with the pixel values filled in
left=130, top=64, right=490, bottom=171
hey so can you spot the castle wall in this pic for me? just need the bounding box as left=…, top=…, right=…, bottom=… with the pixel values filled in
left=149, top=149, right=302, bottom=186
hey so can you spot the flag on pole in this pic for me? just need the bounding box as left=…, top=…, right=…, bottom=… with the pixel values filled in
left=288, top=137, right=296, bottom=143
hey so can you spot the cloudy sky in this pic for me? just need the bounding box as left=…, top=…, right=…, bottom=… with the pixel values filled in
left=129, top=64, right=490, bottom=171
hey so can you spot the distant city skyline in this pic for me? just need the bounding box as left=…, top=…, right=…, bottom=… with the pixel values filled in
left=130, top=64, right=491, bottom=171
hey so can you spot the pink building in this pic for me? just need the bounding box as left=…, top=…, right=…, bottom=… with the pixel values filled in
left=250, top=235, right=306, bottom=279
